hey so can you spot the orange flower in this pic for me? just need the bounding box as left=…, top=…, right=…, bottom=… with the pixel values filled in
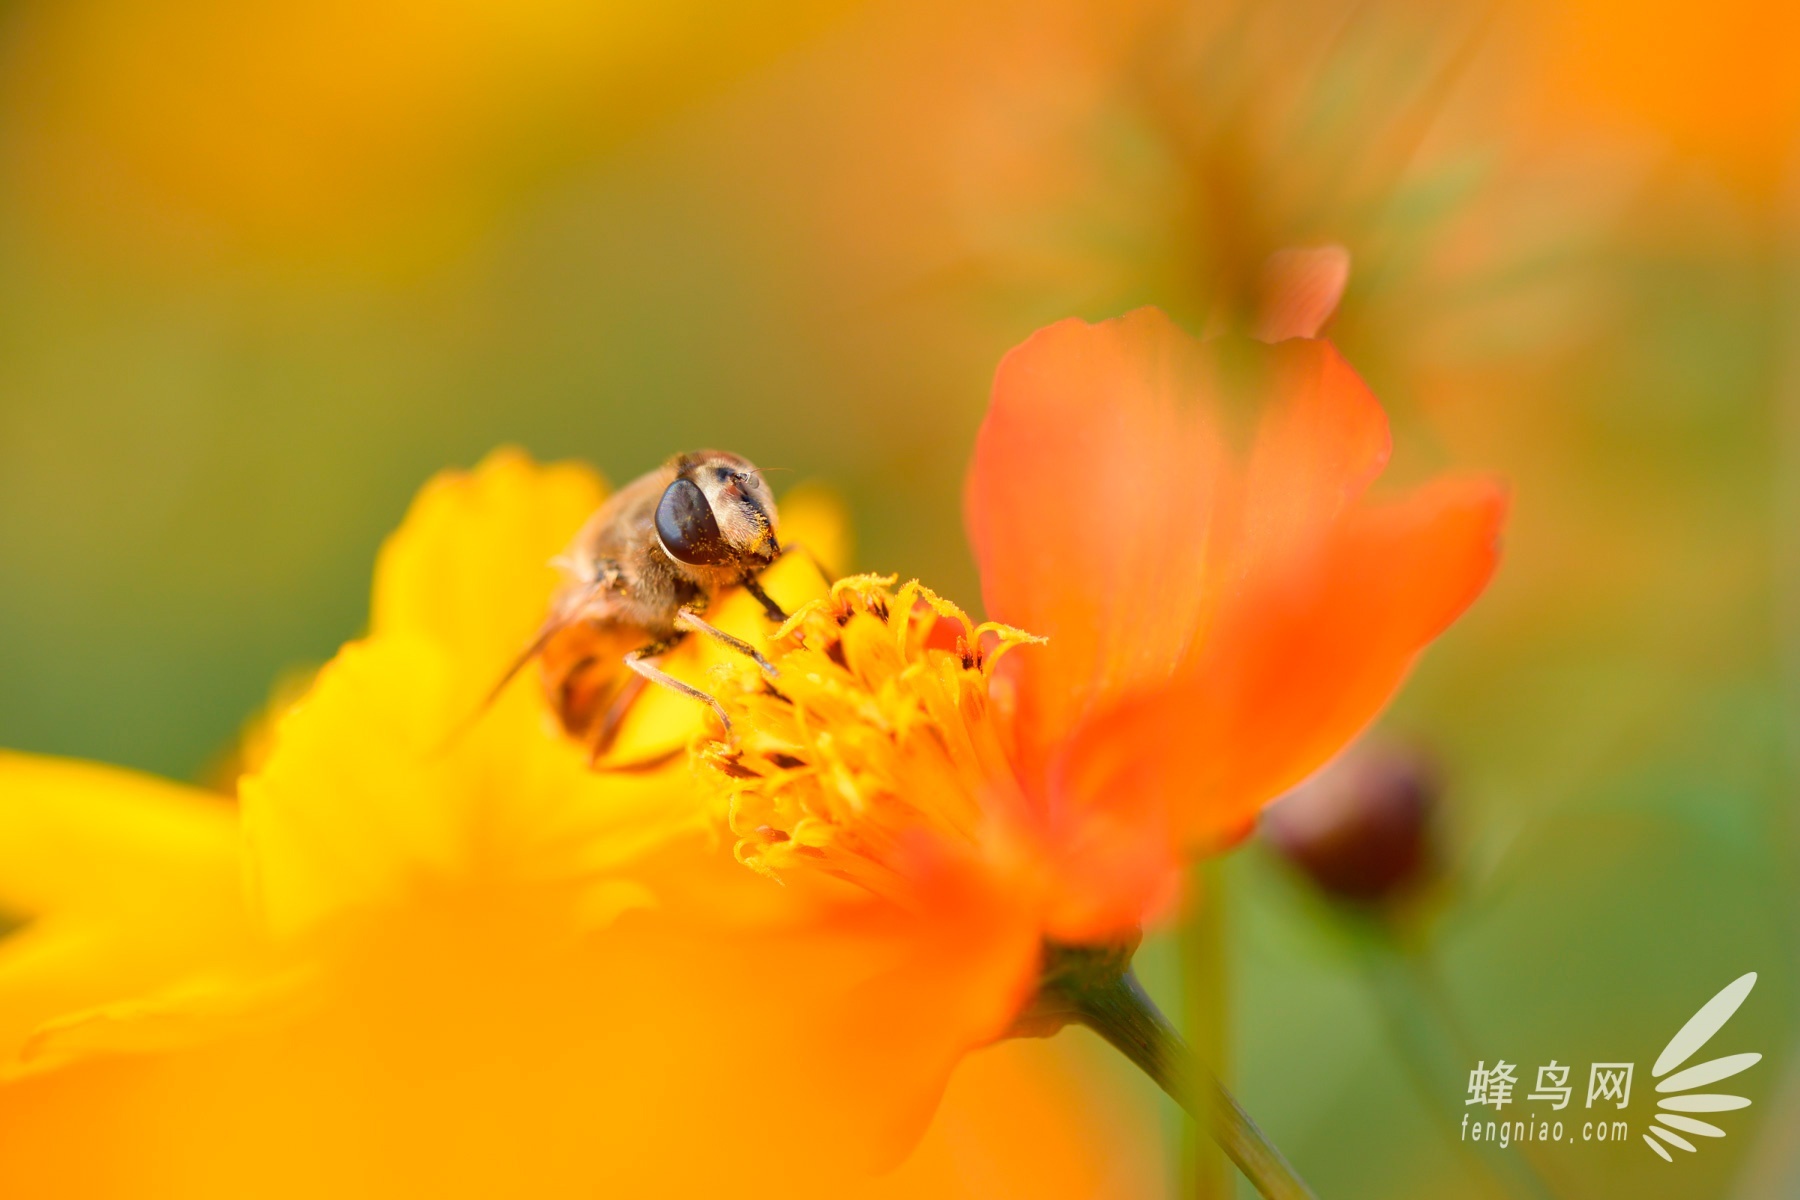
left=699, top=302, right=1506, bottom=1150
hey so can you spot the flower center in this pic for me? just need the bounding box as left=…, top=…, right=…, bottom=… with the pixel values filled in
left=694, top=574, right=1042, bottom=901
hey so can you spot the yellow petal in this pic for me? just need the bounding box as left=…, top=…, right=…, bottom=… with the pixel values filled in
left=0, top=753, right=251, bottom=1065
left=778, top=480, right=855, bottom=579
left=241, top=633, right=712, bottom=938
left=12, top=960, right=313, bottom=1082
left=0, top=752, right=238, bottom=917
left=370, top=447, right=605, bottom=698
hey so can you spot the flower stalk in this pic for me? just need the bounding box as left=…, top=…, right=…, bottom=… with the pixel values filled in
left=1180, top=861, right=1232, bottom=1199
left=1352, top=923, right=1558, bottom=1200
left=1014, top=944, right=1318, bottom=1200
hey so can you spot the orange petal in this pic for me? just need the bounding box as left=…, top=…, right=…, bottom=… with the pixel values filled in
left=801, top=859, right=1044, bottom=1169
left=870, top=1037, right=1166, bottom=1199
left=1253, top=245, right=1351, bottom=342
left=0, top=853, right=1050, bottom=1198
left=1056, top=475, right=1508, bottom=859
left=968, top=312, right=1396, bottom=785
left=966, top=309, right=1228, bottom=772
left=611, top=840, right=1047, bottom=1170
left=971, top=309, right=1503, bottom=935
left=1239, top=338, right=1390, bottom=561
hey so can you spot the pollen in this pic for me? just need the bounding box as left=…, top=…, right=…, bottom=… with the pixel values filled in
left=694, top=574, right=1043, bottom=902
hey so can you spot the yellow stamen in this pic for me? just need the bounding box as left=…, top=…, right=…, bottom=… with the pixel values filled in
left=693, top=575, right=1043, bottom=902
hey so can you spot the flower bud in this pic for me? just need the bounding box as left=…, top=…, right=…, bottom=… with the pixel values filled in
left=1260, top=742, right=1437, bottom=904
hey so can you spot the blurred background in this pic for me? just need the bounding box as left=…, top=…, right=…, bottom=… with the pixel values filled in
left=0, top=0, right=1796, bottom=1195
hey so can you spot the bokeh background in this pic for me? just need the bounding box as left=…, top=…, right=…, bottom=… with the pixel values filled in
left=1, top=0, right=1797, bottom=1196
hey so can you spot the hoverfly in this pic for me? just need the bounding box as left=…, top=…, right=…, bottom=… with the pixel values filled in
left=495, top=450, right=788, bottom=764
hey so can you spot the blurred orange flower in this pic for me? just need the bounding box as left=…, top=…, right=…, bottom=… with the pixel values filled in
left=0, top=452, right=1161, bottom=1198
left=0, top=0, right=863, bottom=267
left=702, top=303, right=1507, bottom=1132
left=1517, top=0, right=1800, bottom=200
left=969, top=307, right=1507, bottom=934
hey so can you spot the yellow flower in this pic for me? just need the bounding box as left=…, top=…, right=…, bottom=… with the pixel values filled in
left=0, top=450, right=1156, bottom=1198
left=242, top=450, right=706, bottom=942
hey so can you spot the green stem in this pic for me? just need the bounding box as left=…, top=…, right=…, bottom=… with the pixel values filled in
left=1073, top=970, right=1317, bottom=1200
left=1352, top=923, right=1558, bottom=1199
left=1180, top=861, right=1232, bottom=1199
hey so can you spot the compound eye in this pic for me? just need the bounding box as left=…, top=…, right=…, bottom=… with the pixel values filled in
left=655, top=477, right=734, bottom=566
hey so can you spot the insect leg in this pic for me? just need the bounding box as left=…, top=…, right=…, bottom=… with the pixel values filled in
left=585, top=670, right=648, bottom=767
left=586, top=673, right=687, bottom=774
left=592, top=746, right=684, bottom=774
left=740, top=575, right=789, bottom=623
left=674, top=607, right=778, bottom=677
left=623, top=649, right=734, bottom=742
